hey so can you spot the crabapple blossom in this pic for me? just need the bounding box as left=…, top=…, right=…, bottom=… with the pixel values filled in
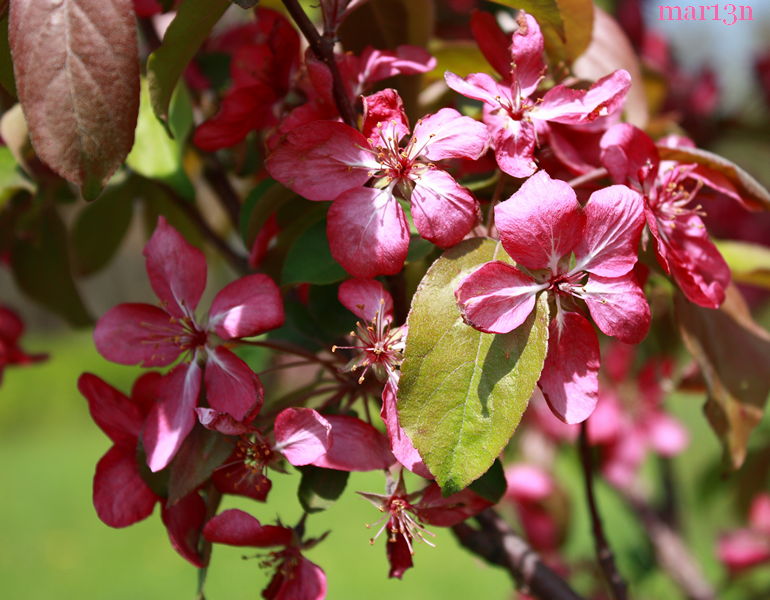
left=267, top=88, right=488, bottom=277
left=0, top=305, right=46, bottom=385
left=446, top=11, right=630, bottom=178
left=94, top=218, right=284, bottom=471
left=718, top=494, right=770, bottom=574
left=456, top=170, right=650, bottom=423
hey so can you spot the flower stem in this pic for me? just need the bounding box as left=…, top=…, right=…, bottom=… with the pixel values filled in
left=280, top=0, right=357, bottom=127
left=579, top=422, right=628, bottom=600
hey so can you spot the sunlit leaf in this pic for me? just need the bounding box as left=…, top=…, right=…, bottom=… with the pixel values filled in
left=127, top=79, right=194, bottom=199
left=9, top=0, right=140, bottom=198
left=398, top=238, right=549, bottom=495
left=715, top=240, right=770, bottom=290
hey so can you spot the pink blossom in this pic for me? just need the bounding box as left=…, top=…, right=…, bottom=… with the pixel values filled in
left=0, top=305, right=47, bottom=385
left=78, top=372, right=208, bottom=567
left=600, top=123, right=742, bottom=308
left=268, top=89, right=487, bottom=277
left=204, top=509, right=327, bottom=600
left=193, top=9, right=300, bottom=150
left=456, top=171, right=649, bottom=423
left=276, top=44, right=436, bottom=138
left=505, top=464, right=561, bottom=552
left=94, top=218, right=284, bottom=472
left=718, top=494, right=770, bottom=574
left=359, top=473, right=491, bottom=578
left=446, top=12, right=630, bottom=178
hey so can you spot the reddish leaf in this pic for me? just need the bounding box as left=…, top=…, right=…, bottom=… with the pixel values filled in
left=9, top=0, right=140, bottom=198
left=167, top=425, right=234, bottom=505
left=675, top=285, right=770, bottom=469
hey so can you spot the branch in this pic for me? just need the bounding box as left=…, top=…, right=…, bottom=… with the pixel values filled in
left=281, top=0, right=357, bottom=127
left=201, top=154, right=242, bottom=231
left=164, top=186, right=250, bottom=275
left=452, top=509, right=585, bottom=600
left=578, top=423, right=629, bottom=600
left=621, top=487, right=716, bottom=600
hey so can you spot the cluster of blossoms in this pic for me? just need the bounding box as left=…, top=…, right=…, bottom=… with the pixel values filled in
left=40, top=3, right=763, bottom=598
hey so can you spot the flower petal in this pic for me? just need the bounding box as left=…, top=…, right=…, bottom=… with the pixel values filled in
left=410, top=168, right=478, bottom=247
left=573, top=185, right=644, bottom=277
left=203, top=508, right=293, bottom=547
left=143, top=362, right=202, bottom=472
left=208, top=274, right=284, bottom=340
left=362, top=88, right=410, bottom=142
left=212, top=453, right=272, bottom=502
left=510, top=12, right=545, bottom=97
left=381, top=379, right=431, bottom=478
left=338, top=279, right=394, bottom=322
left=266, top=121, right=377, bottom=201
left=410, top=108, right=488, bottom=161
left=275, top=556, right=327, bottom=600
left=274, top=408, right=332, bottom=466
left=79, top=373, right=146, bottom=443
left=94, top=303, right=184, bottom=367
left=504, top=464, right=555, bottom=503
left=645, top=412, right=689, bottom=457
left=204, top=346, right=264, bottom=422
left=93, top=445, right=159, bottom=528
left=455, top=261, right=543, bottom=334
left=492, top=119, right=538, bottom=178
left=652, top=212, right=730, bottom=309
left=359, top=44, right=436, bottom=82
left=144, top=217, right=207, bottom=318
left=583, top=272, right=651, bottom=344
left=599, top=123, right=659, bottom=189
left=538, top=312, right=600, bottom=424
left=160, top=492, right=207, bottom=568
left=532, top=70, right=631, bottom=125
left=387, top=534, right=413, bottom=579
left=718, top=529, right=770, bottom=574
left=311, top=415, right=395, bottom=471
left=196, top=407, right=255, bottom=436
left=751, top=494, right=770, bottom=535
left=444, top=71, right=504, bottom=106
left=327, top=186, right=410, bottom=278
left=416, top=483, right=492, bottom=526
left=495, top=170, right=585, bottom=270
left=193, top=85, right=277, bottom=151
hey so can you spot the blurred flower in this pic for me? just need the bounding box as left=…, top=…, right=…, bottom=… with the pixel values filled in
left=0, top=305, right=47, bottom=386
left=718, top=493, right=770, bottom=574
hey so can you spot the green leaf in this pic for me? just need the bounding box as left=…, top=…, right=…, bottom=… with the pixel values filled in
left=282, top=219, right=347, bottom=286
left=71, top=182, right=135, bottom=276
left=658, top=145, right=770, bottom=211
left=675, top=285, right=770, bottom=469
left=240, top=179, right=294, bottom=246
left=127, top=79, right=194, bottom=199
left=139, top=178, right=203, bottom=248
left=168, top=425, right=234, bottom=505
left=10, top=205, right=92, bottom=326
left=557, top=0, right=594, bottom=60
left=398, top=238, right=549, bottom=494
left=426, top=40, right=488, bottom=80
left=715, top=240, right=770, bottom=290
left=147, top=0, right=230, bottom=124
left=468, top=459, right=507, bottom=503
left=297, top=466, right=350, bottom=514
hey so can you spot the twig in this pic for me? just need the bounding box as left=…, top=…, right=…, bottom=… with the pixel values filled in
left=201, top=154, right=242, bottom=230
left=281, top=0, right=357, bottom=127
left=579, top=423, right=628, bottom=600
left=621, top=487, right=716, bottom=600
left=452, top=509, right=585, bottom=600
left=163, top=184, right=250, bottom=274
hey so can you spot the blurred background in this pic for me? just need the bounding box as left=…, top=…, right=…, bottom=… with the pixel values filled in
left=2, top=0, right=770, bottom=598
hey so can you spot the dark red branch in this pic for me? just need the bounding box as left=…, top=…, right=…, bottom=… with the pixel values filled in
left=452, top=509, right=585, bottom=600
left=281, top=0, right=357, bottom=127
left=579, top=423, right=628, bottom=600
